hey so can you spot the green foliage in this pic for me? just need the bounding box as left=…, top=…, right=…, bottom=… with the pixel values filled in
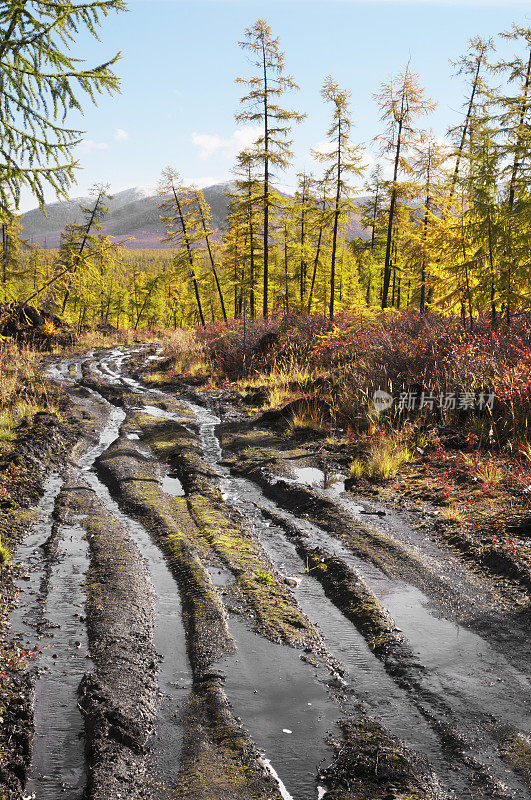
left=0, top=0, right=125, bottom=213
left=253, top=571, right=274, bottom=585
left=2, top=22, right=530, bottom=332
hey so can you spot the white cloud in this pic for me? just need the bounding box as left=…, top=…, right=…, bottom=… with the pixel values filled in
left=191, top=126, right=261, bottom=160
left=311, top=140, right=336, bottom=157
left=114, top=128, right=129, bottom=141
left=79, top=139, right=108, bottom=153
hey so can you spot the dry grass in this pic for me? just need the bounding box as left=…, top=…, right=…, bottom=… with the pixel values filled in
left=519, top=441, right=531, bottom=465
left=350, top=435, right=412, bottom=482
left=263, top=385, right=293, bottom=411
left=289, top=410, right=326, bottom=434
left=463, top=454, right=504, bottom=487
left=160, top=328, right=207, bottom=376
left=0, top=341, right=51, bottom=454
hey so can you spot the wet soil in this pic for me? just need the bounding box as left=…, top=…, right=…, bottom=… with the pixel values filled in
left=1, top=346, right=529, bottom=800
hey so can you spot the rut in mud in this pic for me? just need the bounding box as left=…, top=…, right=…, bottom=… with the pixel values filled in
left=3, top=345, right=530, bottom=800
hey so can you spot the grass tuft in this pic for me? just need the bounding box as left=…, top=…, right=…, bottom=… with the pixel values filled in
left=253, top=571, right=273, bottom=584
left=0, top=538, right=11, bottom=563
left=443, top=505, right=464, bottom=524
left=289, top=410, right=326, bottom=434
left=350, top=435, right=412, bottom=482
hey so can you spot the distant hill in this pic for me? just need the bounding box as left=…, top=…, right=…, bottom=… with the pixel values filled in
left=21, top=183, right=370, bottom=249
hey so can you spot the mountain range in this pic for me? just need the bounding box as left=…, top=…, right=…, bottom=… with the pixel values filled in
left=21, top=183, right=369, bottom=249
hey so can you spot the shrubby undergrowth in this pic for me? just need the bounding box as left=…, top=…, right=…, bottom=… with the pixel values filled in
left=196, top=310, right=531, bottom=448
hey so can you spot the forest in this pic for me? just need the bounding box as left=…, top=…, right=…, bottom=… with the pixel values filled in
left=1, top=21, right=530, bottom=333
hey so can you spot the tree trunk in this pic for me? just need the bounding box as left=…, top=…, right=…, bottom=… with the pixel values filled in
left=329, top=119, right=342, bottom=320
left=262, top=40, right=270, bottom=318
left=382, top=115, right=403, bottom=308
left=284, top=224, right=289, bottom=312
left=248, top=184, right=256, bottom=320
left=420, top=180, right=431, bottom=314
left=450, top=57, right=482, bottom=196
left=307, top=224, right=323, bottom=313
left=196, top=195, right=227, bottom=322
left=61, top=189, right=104, bottom=314
left=172, top=187, right=205, bottom=327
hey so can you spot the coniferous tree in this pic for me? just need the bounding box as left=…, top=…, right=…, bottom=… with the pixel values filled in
left=360, top=164, right=385, bottom=304
left=307, top=179, right=330, bottom=313
left=158, top=168, right=206, bottom=327
left=0, top=0, right=124, bottom=213
left=190, top=189, right=228, bottom=322
left=374, top=65, right=435, bottom=308
left=237, top=19, right=305, bottom=317
left=313, top=76, right=365, bottom=318
left=409, top=136, right=450, bottom=313
left=58, top=184, right=111, bottom=313
left=495, top=25, right=531, bottom=324
left=449, top=36, right=495, bottom=195
left=230, top=148, right=264, bottom=319
left=0, top=215, right=23, bottom=301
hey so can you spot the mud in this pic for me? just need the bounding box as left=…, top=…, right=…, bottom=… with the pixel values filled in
left=56, top=471, right=159, bottom=799
left=2, top=345, right=530, bottom=800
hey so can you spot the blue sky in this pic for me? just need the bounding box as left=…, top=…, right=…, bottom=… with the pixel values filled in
left=21, top=0, right=530, bottom=210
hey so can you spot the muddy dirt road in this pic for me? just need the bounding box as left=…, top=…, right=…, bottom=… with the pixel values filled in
left=4, top=346, right=530, bottom=800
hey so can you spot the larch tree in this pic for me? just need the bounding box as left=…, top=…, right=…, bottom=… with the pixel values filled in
left=0, top=0, right=125, bottom=215
left=58, top=184, right=111, bottom=314
left=189, top=189, right=228, bottom=322
left=158, top=167, right=205, bottom=327
left=307, top=178, right=330, bottom=313
left=293, top=171, right=312, bottom=306
left=360, top=164, right=385, bottom=304
left=409, top=135, right=449, bottom=314
left=449, top=36, right=495, bottom=196
left=374, top=66, right=435, bottom=309
left=313, top=76, right=365, bottom=319
left=237, top=18, right=305, bottom=317
left=495, top=25, right=531, bottom=324
left=230, top=147, right=263, bottom=319
left=1, top=215, right=23, bottom=301
left=497, top=25, right=531, bottom=210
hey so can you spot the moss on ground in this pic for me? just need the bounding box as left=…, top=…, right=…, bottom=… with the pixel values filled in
left=174, top=680, right=281, bottom=800
left=104, top=426, right=318, bottom=648
left=500, top=732, right=531, bottom=786
left=321, top=717, right=441, bottom=800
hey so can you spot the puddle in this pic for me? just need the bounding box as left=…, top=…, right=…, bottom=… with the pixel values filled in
left=289, top=467, right=347, bottom=498
left=133, top=404, right=186, bottom=422
left=162, top=474, right=185, bottom=497
left=9, top=474, right=64, bottom=638
left=77, top=404, right=126, bottom=471
left=222, top=616, right=340, bottom=800
left=23, top=523, right=93, bottom=799
left=180, top=395, right=531, bottom=797
left=10, top=476, right=91, bottom=798
left=45, top=360, right=70, bottom=382
left=262, top=758, right=295, bottom=800
left=82, top=469, right=191, bottom=795
left=207, top=565, right=235, bottom=587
